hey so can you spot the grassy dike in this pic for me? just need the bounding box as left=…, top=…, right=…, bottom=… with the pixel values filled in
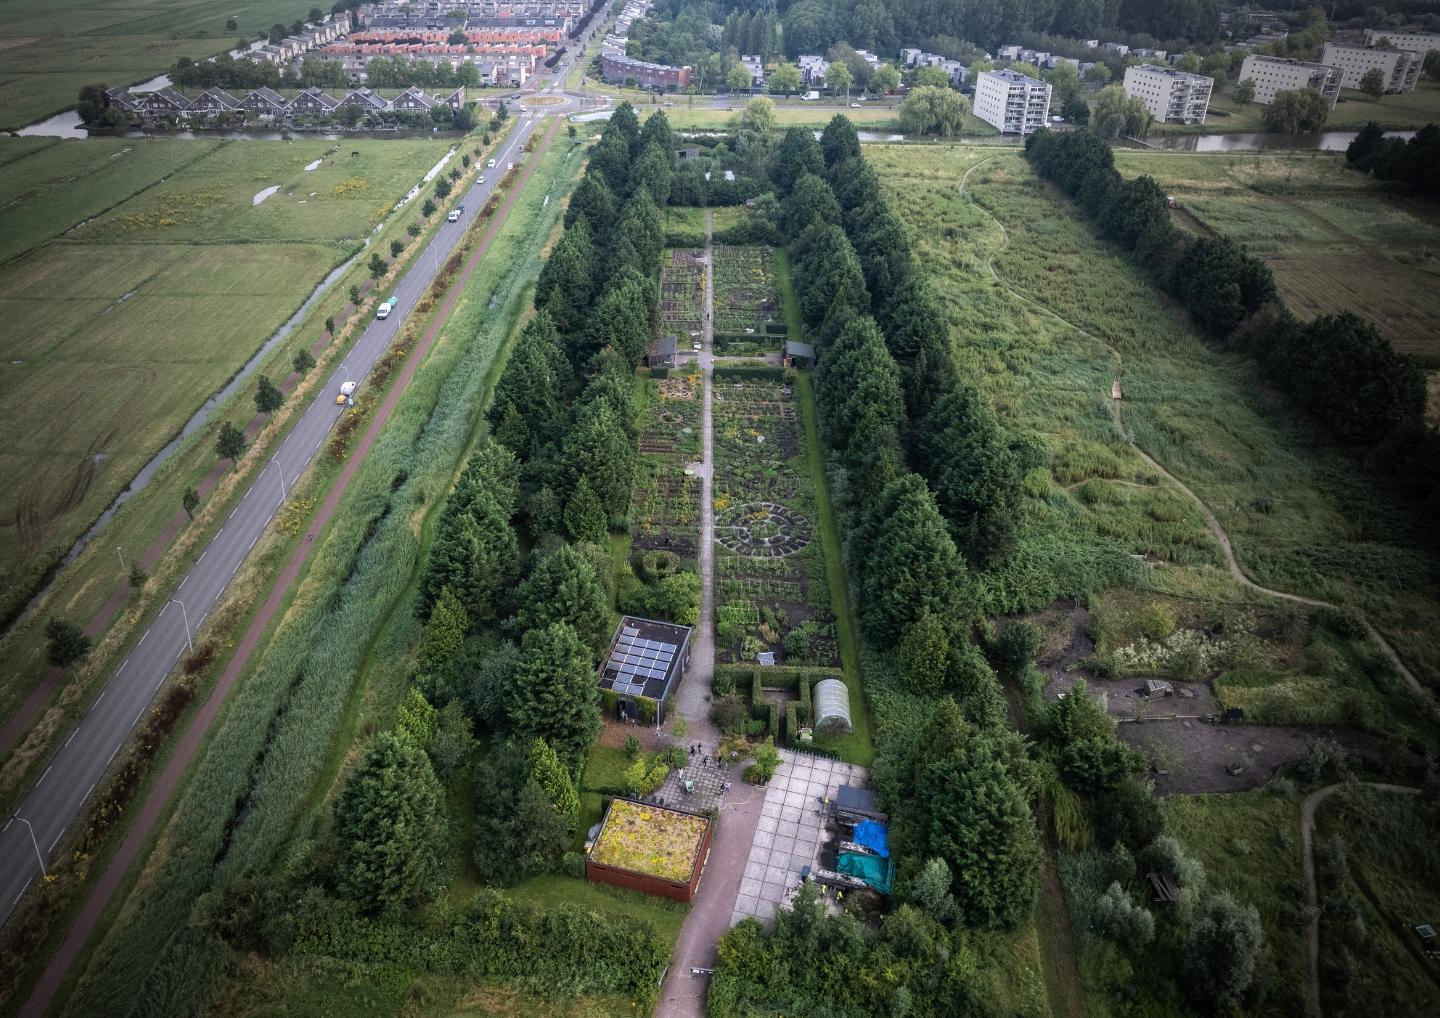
left=0, top=128, right=511, bottom=814
left=54, top=130, right=580, bottom=1018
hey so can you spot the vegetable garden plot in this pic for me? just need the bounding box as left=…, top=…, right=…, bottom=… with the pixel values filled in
left=633, top=374, right=702, bottom=557
left=712, top=245, right=783, bottom=343
left=712, top=380, right=838, bottom=668
left=659, top=248, right=705, bottom=338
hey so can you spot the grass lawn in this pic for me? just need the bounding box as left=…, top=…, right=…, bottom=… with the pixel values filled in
left=1164, top=791, right=1308, bottom=1002
left=507, top=874, right=690, bottom=947
left=583, top=743, right=633, bottom=793
left=1114, top=147, right=1440, bottom=365
left=0, top=137, right=447, bottom=626
left=1313, top=785, right=1440, bottom=1017
left=868, top=142, right=1440, bottom=695
left=0, top=0, right=317, bottom=130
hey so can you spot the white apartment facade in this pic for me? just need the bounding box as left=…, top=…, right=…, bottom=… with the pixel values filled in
left=1363, top=28, right=1440, bottom=54
left=1122, top=63, right=1213, bottom=124
left=1319, top=42, right=1421, bottom=93
left=1237, top=54, right=1342, bottom=106
left=973, top=69, right=1051, bottom=134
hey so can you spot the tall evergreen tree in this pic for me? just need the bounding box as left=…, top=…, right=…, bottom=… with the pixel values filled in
left=333, top=732, right=448, bottom=910
left=505, top=622, right=602, bottom=766
left=515, top=544, right=611, bottom=653
left=536, top=219, right=596, bottom=338
left=916, top=389, right=1025, bottom=568
left=820, top=113, right=861, bottom=167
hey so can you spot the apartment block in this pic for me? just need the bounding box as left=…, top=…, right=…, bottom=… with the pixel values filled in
left=1319, top=42, right=1421, bottom=93
left=601, top=51, right=689, bottom=89
left=972, top=69, right=1051, bottom=135
left=1123, top=63, right=1213, bottom=124
left=1238, top=54, right=1342, bottom=107
left=1363, top=28, right=1440, bottom=54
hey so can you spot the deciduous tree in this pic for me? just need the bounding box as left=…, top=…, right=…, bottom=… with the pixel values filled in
left=215, top=421, right=246, bottom=465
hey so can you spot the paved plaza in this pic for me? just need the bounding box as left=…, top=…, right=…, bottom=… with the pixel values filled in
left=731, top=751, right=868, bottom=925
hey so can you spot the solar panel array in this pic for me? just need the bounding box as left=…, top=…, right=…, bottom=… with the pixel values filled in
left=605, top=626, right=677, bottom=696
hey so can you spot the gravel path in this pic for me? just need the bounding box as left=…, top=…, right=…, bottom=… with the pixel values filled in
left=1299, top=781, right=1419, bottom=1018
left=957, top=154, right=1429, bottom=704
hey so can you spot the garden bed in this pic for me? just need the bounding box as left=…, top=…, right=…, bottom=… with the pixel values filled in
left=713, top=379, right=838, bottom=668
left=586, top=798, right=713, bottom=902
left=712, top=245, right=782, bottom=343
left=632, top=373, right=702, bottom=557
left=659, top=248, right=705, bottom=339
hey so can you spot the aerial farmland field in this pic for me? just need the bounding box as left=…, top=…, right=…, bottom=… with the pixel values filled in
left=1114, top=149, right=1440, bottom=366
left=0, top=135, right=447, bottom=620
left=0, top=0, right=314, bottom=130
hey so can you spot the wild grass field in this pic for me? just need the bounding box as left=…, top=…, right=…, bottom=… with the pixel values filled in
left=0, top=0, right=319, bottom=129
left=1114, top=148, right=1440, bottom=365
left=868, top=142, right=1440, bottom=691
left=0, top=136, right=447, bottom=626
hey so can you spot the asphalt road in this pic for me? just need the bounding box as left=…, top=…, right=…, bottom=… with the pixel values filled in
left=0, top=106, right=552, bottom=927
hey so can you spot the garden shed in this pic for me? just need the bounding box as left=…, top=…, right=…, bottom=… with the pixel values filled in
left=784, top=340, right=816, bottom=367
left=813, top=678, right=852, bottom=734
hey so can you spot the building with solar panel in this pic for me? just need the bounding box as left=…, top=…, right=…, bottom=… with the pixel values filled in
left=598, top=616, right=693, bottom=725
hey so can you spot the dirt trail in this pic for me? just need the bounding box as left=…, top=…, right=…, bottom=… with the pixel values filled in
left=956, top=154, right=1428, bottom=703
left=1300, top=782, right=1419, bottom=1018
left=17, top=118, right=562, bottom=1018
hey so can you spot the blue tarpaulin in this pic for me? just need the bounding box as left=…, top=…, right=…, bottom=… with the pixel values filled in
left=853, top=819, right=890, bottom=858
left=837, top=852, right=893, bottom=893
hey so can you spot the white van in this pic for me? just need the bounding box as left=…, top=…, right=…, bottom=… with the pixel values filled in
left=447, top=208, right=461, bottom=222
left=375, top=302, right=391, bottom=320
left=486, top=158, right=497, bottom=168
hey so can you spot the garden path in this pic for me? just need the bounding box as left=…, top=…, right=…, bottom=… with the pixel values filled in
left=957, top=153, right=1429, bottom=704
left=660, top=208, right=770, bottom=1018
left=1300, top=781, right=1418, bottom=1018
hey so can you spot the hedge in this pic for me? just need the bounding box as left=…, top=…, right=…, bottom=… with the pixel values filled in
left=714, top=364, right=786, bottom=381
left=284, top=887, right=669, bottom=1005
left=664, top=229, right=707, bottom=248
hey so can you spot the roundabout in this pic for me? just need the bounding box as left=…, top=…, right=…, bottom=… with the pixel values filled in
left=715, top=501, right=812, bottom=558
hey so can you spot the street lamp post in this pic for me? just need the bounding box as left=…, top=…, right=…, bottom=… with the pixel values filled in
left=168, top=599, right=193, bottom=651
left=15, top=816, right=44, bottom=875
left=117, top=546, right=126, bottom=573
left=269, top=458, right=287, bottom=501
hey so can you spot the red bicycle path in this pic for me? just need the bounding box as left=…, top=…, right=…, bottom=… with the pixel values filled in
left=19, top=115, right=560, bottom=1018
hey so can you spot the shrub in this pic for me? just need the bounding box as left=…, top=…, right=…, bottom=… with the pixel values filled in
left=624, top=734, right=641, bottom=760
left=1092, top=881, right=1155, bottom=950
left=994, top=620, right=1041, bottom=679
left=710, top=694, right=748, bottom=734
left=1185, top=893, right=1264, bottom=1009
left=1319, top=605, right=1368, bottom=640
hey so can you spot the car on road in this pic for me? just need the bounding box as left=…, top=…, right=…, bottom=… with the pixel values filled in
left=487, top=158, right=497, bottom=168
left=375, top=302, right=391, bottom=320
left=850, top=102, right=863, bottom=108
left=692, top=340, right=702, bottom=351
left=336, top=380, right=357, bottom=405
left=447, top=208, right=461, bottom=222
left=478, top=175, right=486, bottom=184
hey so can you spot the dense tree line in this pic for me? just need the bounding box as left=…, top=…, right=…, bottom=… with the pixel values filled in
left=1347, top=121, right=1440, bottom=195
left=1025, top=126, right=1429, bottom=453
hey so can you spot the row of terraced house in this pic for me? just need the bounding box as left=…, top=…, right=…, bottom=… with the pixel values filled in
left=313, top=28, right=557, bottom=85
left=104, top=84, right=471, bottom=121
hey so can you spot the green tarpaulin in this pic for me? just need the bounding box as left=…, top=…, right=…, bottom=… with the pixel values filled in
left=837, top=852, right=892, bottom=893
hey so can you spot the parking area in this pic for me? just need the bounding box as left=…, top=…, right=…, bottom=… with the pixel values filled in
left=731, top=751, right=868, bottom=925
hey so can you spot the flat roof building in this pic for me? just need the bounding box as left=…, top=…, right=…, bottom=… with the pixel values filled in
left=601, top=51, right=690, bottom=89
left=973, top=69, right=1051, bottom=135
left=1363, top=28, right=1440, bottom=54
left=1238, top=54, right=1342, bottom=107
left=1123, top=63, right=1213, bottom=124
left=1319, top=42, right=1421, bottom=93
left=598, top=616, right=693, bottom=725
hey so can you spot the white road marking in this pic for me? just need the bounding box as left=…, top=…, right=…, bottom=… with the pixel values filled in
left=116, top=658, right=128, bottom=675
left=137, top=630, right=149, bottom=646
left=229, top=506, right=239, bottom=521
left=95, top=689, right=106, bottom=705
left=133, top=706, right=145, bottom=728
left=49, top=828, right=64, bottom=852
left=176, top=576, right=187, bottom=592
left=37, top=766, right=51, bottom=786
left=197, top=549, right=206, bottom=563
left=108, top=745, right=120, bottom=766
left=64, top=729, right=76, bottom=748
left=14, top=878, right=32, bottom=907
left=86, top=782, right=96, bottom=801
